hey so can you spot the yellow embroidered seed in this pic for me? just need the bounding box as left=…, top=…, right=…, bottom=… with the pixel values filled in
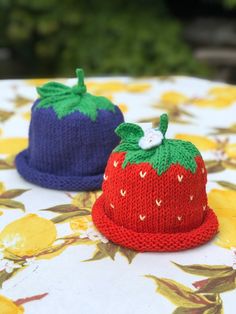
left=113, top=160, right=119, bottom=167
left=139, top=215, right=146, bottom=221
left=120, top=189, right=126, bottom=197
left=177, top=175, right=183, bottom=182
left=139, top=171, right=147, bottom=178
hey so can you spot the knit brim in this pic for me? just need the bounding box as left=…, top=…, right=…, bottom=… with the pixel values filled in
left=92, top=194, right=219, bottom=252
left=15, top=150, right=103, bottom=191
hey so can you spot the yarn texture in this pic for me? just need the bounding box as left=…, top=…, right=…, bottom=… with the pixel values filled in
left=15, top=69, right=124, bottom=191
left=114, top=117, right=201, bottom=175
left=36, top=69, right=115, bottom=120
left=92, top=114, right=219, bottom=252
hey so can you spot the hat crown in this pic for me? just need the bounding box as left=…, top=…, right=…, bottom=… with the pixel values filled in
left=114, top=114, right=201, bottom=175
left=35, top=68, right=115, bottom=121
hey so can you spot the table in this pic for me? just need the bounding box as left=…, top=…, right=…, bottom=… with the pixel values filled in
left=0, top=76, right=236, bottom=314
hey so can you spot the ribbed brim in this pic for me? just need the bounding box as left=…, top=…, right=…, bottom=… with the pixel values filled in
left=16, top=150, right=103, bottom=191
left=92, top=194, right=219, bottom=252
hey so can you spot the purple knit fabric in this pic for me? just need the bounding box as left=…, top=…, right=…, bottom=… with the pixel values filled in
left=15, top=100, right=124, bottom=190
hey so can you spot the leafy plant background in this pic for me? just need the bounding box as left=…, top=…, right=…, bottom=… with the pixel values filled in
left=1, top=0, right=233, bottom=78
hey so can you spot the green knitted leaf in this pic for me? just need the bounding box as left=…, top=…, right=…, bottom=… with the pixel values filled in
left=37, top=82, right=71, bottom=97
left=35, top=68, right=115, bottom=121
left=159, top=113, right=168, bottom=136
left=115, top=123, right=144, bottom=143
left=114, top=114, right=201, bottom=175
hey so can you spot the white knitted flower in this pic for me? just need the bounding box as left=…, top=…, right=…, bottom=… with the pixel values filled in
left=139, top=128, right=164, bottom=150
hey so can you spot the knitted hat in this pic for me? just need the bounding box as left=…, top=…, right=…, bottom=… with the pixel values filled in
left=16, top=69, right=124, bottom=191
left=92, top=114, right=219, bottom=252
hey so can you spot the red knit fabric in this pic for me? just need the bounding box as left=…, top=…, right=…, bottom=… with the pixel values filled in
left=92, top=152, right=218, bottom=252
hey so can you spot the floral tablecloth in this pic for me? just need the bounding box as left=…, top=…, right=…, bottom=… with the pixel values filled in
left=0, top=76, right=236, bottom=314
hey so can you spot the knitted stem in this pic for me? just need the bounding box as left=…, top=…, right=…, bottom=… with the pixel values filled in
left=158, top=113, right=168, bottom=137
left=75, top=68, right=87, bottom=94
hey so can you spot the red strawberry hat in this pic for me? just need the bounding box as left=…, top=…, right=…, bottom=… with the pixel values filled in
left=92, top=114, right=218, bottom=252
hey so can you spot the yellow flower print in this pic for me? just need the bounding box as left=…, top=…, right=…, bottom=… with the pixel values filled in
left=86, top=80, right=151, bottom=95
left=69, top=192, right=108, bottom=243
left=225, top=143, right=236, bottom=159
left=118, top=103, right=128, bottom=113
left=86, top=81, right=125, bottom=93
left=191, top=98, right=232, bottom=108
left=208, top=188, right=236, bottom=249
left=0, top=294, right=24, bottom=314
left=25, top=78, right=51, bottom=86
left=22, top=112, right=31, bottom=121
left=0, top=214, right=57, bottom=257
left=175, top=134, right=217, bottom=151
left=145, top=91, right=194, bottom=126
left=208, top=189, right=236, bottom=219
left=191, top=85, right=236, bottom=108
left=0, top=182, right=5, bottom=194
left=175, top=133, right=233, bottom=155
left=0, top=138, right=28, bottom=155
left=126, top=82, right=151, bottom=92
left=216, top=217, right=236, bottom=250
left=174, top=134, right=236, bottom=173
left=70, top=215, right=108, bottom=243
left=0, top=183, right=6, bottom=215
left=71, top=191, right=102, bottom=209
left=209, top=86, right=236, bottom=100
left=25, top=78, right=65, bottom=86
left=70, top=216, right=92, bottom=233
left=160, top=91, right=189, bottom=106
left=159, top=86, right=236, bottom=109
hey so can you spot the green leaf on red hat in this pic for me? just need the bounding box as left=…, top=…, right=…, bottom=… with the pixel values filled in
left=114, top=113, right=201, bottom=175
left=115, top=123, right=144, bottom=143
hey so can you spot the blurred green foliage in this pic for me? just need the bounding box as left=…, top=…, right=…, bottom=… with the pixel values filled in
left=0, top=0, right=211, bottom=77
left=222, top=0, right=236, bottom=8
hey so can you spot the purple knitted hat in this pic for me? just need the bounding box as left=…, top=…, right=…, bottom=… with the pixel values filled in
left=15, top=69, right=124, bottom=191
